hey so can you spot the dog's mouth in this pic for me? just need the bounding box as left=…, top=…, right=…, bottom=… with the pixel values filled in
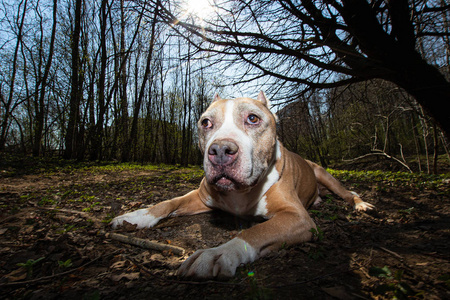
left=209, top=172, right=259, bottom=192
left=211, top=174, right=239, bottom=191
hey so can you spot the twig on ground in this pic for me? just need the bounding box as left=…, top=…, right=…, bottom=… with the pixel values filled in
left=377, top=246, right=404, bottom=260
left=105, top=232, right=185, bottom=256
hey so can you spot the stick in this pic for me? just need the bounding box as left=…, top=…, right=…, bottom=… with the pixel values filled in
left=106, top=232, right=185, bottom=256
left=377, top=246, right=404, bottom=259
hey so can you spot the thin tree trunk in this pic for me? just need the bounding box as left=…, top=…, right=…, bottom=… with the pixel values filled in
left=0, top=0, right=28, bottom=151
left=90, top=0, right=109, bottom=160
left=64, top=0, right=83, bottom=159
left=33, top=0, right=58, bottom=156
left=127, top=6, right=158, bottom=161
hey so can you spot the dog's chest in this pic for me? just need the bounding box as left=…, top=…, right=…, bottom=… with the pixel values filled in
left=209, top=193, right=267, bottom=217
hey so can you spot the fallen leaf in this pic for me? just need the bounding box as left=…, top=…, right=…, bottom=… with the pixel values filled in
left=4, top=267, right=27, bottom=282
left=110, top=272, right=140, bottom=282
left=110, top=260, right=128, bottom=270
left=129, top=202, right=143, bottom=209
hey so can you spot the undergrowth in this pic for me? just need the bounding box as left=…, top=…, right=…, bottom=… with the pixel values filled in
left=327, top=169, right=450, bottom=192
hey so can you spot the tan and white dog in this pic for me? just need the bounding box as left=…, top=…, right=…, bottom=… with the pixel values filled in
left=111, top=92, right=374, bottom=278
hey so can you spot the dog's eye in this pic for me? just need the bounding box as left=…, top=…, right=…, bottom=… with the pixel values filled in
left=201, top=119, right=213, bottom=129
left=246, top=114, right=260, bottom=125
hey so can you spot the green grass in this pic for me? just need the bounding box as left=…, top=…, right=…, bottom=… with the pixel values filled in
left=327, top=169, right=450, bottom=192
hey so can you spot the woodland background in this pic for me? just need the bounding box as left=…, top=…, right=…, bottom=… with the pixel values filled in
left=1, top=0, right=449, bottom=173
left=1, top=2, right=450, bottom=298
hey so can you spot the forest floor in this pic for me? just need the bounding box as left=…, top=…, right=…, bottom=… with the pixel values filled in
left=0, top=157, right=449, bottom=299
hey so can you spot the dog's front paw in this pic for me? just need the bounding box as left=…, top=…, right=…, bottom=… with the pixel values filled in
left=110, top=208, right=161, bottom=229
left=178, top=238, right=257, bottom=279
left=350, top=192, right=375, bottom=212
left=354, top=201, right=375, bottom=211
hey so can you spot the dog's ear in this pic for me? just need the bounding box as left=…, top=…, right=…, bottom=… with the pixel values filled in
left=257, top=91, right=278, bottom=122
left=257, top=91, right=270, bottom=108
left=213, top=93, right=222, bottom=102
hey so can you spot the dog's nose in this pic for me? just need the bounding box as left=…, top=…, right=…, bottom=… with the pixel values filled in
left=208, top=140, right=239, bottom=166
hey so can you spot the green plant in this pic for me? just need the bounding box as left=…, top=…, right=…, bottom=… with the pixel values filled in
left=309, top=209, right=323, bottom=218
left=309, top=226, right=324, bottom=241
left=245, top=270, right=272, bottom=300
left=58, top=259, right=73, bottom=268
left=438, top=273, right=450, bottom=288
left=102, top=213, right=114, bottom=224
left=82, top=201, right=101, bottom=212
left=17, top=257, right=45, bottom=278
left=369, top=266, right=421, bottom=299
left=327, top=169, right=450, bottom=193
left=398, top=207, right=415, bottom=215
left=308, top=227, right=326, bottom=260
left=38, top=196, right=56, bottom=206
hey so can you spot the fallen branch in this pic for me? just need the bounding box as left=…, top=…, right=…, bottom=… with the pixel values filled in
left=343, top=149, right=413, bottom=173
left=105, top=232, right=185, bottom=256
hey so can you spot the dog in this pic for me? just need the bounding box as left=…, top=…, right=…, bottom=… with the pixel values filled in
left=111, top=92, right=374, bottom=278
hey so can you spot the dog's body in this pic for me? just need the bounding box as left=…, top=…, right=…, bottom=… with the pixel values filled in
left=111, top=92, right=374, bottom=278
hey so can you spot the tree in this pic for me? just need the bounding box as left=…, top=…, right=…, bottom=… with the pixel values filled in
left=155, top=0, right=450, bottom=138
left=89, top=0, right=109, bottom=161
left=0, top=0, right=29, bottom=151
left=125, top=4, right=159, bottom=161
left=33, top=0, right=58, bottom=156
left=64, top=0, right=83, bottom=159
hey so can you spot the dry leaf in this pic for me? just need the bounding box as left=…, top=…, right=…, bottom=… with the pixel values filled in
left=110, top=272, right=140, bottom=282
left=110, top=260, right=128, bottom=270
left=4, top=267, right=27, bottom=282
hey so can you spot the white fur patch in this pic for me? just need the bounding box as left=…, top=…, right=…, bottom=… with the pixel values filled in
left=350, top=191, right=360, bottom=197
left=250, top=147, right=280, bottom=217
left=110, top=208, right=162, bottom=229
left=205, top=100, right=253, bottom=167
left=178, top=237, right=258, bottom=278
left=254, top=195, right=268, bottom=217
left=275, top=140, right=282, bottom=160
left=205, top=195, right=214, bottom=207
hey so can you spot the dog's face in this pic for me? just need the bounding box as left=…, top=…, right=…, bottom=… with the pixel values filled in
left=198, top=92, right=278, bottom=192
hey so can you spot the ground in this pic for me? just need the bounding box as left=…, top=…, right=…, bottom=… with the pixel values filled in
left=0, top=159, right=449, bottom=299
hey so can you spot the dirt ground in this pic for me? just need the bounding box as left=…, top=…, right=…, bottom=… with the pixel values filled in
left=0, top=161, right=449, bottom=299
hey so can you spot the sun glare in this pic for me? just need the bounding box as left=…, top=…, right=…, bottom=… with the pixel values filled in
left=184, top=0, right=216, bottom=19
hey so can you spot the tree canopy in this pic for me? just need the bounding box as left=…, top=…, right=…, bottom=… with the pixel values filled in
left=156, top=0, right=450, bottom=136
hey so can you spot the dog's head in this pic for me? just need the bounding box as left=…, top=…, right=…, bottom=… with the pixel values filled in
left=198, top=91, right=278, bottom=192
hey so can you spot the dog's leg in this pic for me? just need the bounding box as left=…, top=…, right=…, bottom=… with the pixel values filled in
left=110, top=189, right=212, bottom=229
left=178, top=200, right=315, bottom=278
left=306, top=160, right=374, bottom=211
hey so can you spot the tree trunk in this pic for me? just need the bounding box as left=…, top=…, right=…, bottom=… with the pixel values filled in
left=64, top=0, right=83, bottom=159
left=90, top=0, right=108, bottom=160
left=0, top=0, right=28, bottom=151
left=339, top=0, right=450, bottom=139
left=392, top=60, right=450, bottom=140
left=127, top=6, right=158, bottom=161
left=33, top=0, right=57, bottom=156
